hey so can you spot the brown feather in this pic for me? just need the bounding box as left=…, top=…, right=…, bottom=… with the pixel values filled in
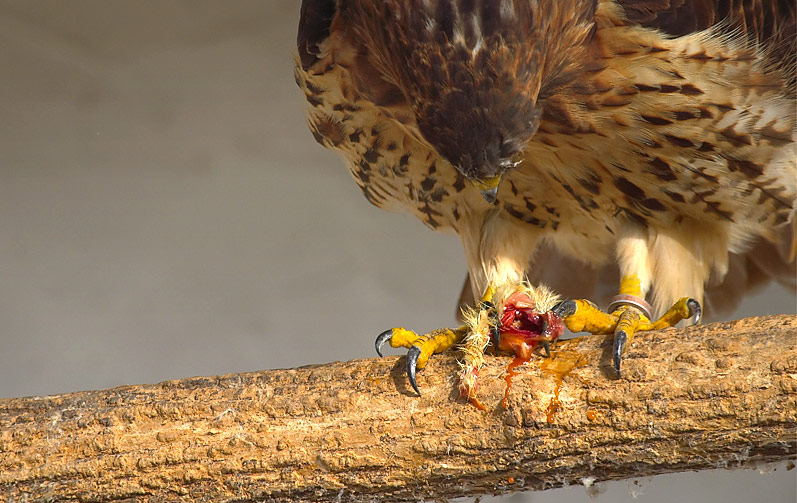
left=617, top=0, right=797, bottom=62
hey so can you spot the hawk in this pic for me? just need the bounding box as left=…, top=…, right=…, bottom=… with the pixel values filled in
left=295, top=0, right=796, bottom=399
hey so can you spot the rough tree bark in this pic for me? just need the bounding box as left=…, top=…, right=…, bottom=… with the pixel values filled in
left=1, top=315, right=795, bottom=502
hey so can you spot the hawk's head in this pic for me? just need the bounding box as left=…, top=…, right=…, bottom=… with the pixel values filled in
left=367, top=0, right=597, bottom=202
left=413, top=62, right=544, bottom=203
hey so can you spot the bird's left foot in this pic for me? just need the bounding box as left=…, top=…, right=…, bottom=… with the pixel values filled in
left=553, top=295, right=700, bottom=376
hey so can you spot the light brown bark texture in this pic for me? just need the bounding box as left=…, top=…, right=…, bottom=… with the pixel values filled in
left=1, top=315, right=796, bottom=502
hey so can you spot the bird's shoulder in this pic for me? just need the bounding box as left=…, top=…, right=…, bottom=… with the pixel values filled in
left=617, top=0, right=796, bottom=51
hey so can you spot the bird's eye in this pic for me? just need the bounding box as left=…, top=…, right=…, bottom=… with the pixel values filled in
left=499, top=139, right=515, bottom=159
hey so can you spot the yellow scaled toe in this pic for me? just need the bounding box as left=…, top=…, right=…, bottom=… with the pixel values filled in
left=374, top=282, right=512, bottom=397
left=375, top=325, right=467, bottom=395
left=555, top=295, right=701, bottom=376
left=649, top=297, right=702, bottom=329
left=558, top=299, right=618, bottom=334
left=389, top=327, right=463, bottom=369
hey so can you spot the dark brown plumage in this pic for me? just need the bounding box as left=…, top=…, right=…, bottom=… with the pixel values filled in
left=619, top=0, right=794, bottom=39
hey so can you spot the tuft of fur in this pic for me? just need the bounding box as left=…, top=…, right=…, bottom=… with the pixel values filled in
left=458, top=281, right=560, bottom=398
left=457, top=306, right=492, bottom=398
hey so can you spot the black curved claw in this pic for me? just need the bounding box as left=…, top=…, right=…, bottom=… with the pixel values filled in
left=491, top=323, right=501, bottom=355
left=541, top=341, right=551, bottom=358
left=406, top=345, right=422, bottom=396
left=687, top=298, right=702, bottom=325
left=552, top=299, right=577, bottom=318
left=375, top=329, right=393, bottom=357
left=613, top=330, right=627, bottom=378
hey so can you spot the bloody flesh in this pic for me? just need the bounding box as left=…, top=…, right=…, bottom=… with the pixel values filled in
left=499, top=292, right=565, bottom=409
left=498, top=292, right=564, bottom=359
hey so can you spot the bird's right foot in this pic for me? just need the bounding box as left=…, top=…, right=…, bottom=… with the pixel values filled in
left=376, top=326, right=468, bottom=396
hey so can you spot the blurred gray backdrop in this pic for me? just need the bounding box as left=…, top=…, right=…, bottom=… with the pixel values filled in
left=0, top=1, right=794, bottom=502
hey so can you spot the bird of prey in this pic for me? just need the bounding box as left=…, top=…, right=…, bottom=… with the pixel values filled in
left=295, top=0, right=796, bottom=399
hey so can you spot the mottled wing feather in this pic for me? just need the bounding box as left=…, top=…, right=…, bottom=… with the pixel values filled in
left=297, top=0, right=337, bottom=71
left=618, top=0, right=717, bottom=35
left=615, top=0, right=797, bottom=310
left=501, top=1, right=796, bottom=313
left=618, top=0, right=796, bottom=56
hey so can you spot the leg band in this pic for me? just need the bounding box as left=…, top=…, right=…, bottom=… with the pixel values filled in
left=607, top=294, right=652, bottom=320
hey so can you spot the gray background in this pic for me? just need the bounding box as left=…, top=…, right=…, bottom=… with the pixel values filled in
left=0, top=1, right=794, bottom=501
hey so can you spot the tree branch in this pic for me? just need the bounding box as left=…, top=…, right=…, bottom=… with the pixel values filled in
left=1, top=315, right=795, bottom=502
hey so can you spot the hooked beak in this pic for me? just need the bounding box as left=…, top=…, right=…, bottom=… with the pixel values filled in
left=481, top=186, right=499, bottom=204
left=472, top=175, right=501, bottom=204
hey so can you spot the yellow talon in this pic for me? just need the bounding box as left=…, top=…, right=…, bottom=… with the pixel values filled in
left=479, top=284, right=496, bottom=304
left=374, top=282, right=508, bottom=397
left=387, top=327, right=421, bottom=349
left=560, top=299, right=617, bottom=334
left=375, top=325, right=467, bottom=395
left=650, top=297, right=702, bottom=329
left=618, top=275, right=644, bottom=298
left=382, top=327, right=463, bottom=369
left=553, top=275, right=701, bottom=377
